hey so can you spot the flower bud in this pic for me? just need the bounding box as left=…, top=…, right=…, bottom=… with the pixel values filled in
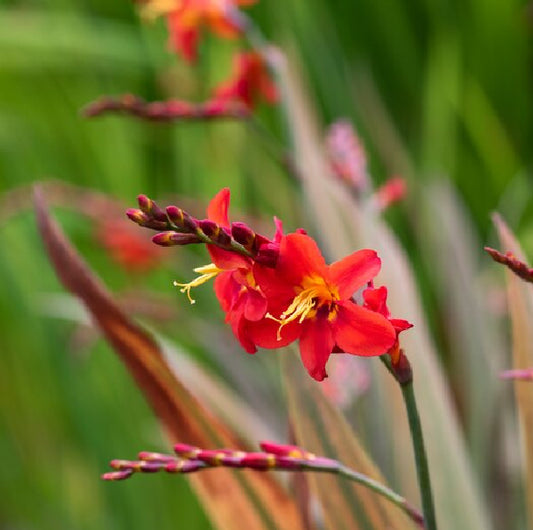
left=126, top=208, right=150, bottom=226
left=166, top=206, right=198, bottom=232
left=198, top=219, right=220, bottom=239
left=259, top=441, right=313, bottom=459
left=174, top=443, right=200, bottom=458
left=165, top=459, right=205, bottom=474
left=254, top=243, right=280, bottom=268
left=102, top=469, right=133, bottom=481
left=241, top=452, right=276, bottom=470
left=231, top=222, right=256, bottom=249
left=152, top=232, right=200, bottom=247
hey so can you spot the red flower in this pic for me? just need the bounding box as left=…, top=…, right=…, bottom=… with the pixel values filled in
left=96, top=218, right=163, bottom=273
left=213, top=51, right=278, bottom=109
left=174, top=188, right=277, bottom=352
left=142, top=0, right=255, bottom=62
left=362, top=285, right=412, bottom=364
left=248, top=233, right=397, bottom=381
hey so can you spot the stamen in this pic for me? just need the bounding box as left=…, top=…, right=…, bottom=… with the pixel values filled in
left=174, top=263, right=223, bottom=304
left=268, top=277, right=339, bottom=340
left=267, top=287, right=323, bottom=340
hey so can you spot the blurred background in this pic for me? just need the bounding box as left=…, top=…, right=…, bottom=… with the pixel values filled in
left=1, top=0, right=532, bottom=528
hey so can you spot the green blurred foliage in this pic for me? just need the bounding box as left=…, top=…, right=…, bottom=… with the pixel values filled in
left=0, top=0, right=532, bottom=528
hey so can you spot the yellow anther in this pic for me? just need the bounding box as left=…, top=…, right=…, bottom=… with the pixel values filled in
left=268, top=276, right=339, bottom=340
left=174, top=263, right=224, bottom=304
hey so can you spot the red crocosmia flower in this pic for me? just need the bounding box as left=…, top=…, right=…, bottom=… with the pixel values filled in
left=362, top=285, right=412, bottom=365
left=214, top=51, right=278, bottom=109
left=249, top=233, right=397, bottom=381
left=174, top=188, right=276, bottom=353
left=142, top=0, right=255, bottom=62
left=97, top=218, right=163, bottom=273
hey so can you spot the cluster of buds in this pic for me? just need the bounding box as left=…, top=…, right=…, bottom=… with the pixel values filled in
left=83, top=95, right=250, bottom=122
left=484, top=246, right=533, bottom=284
left=126, top=193, right=280, bottom=267
left=103, top=439, right=425, bottom=527
left=102, top=441, right=337, bottom=481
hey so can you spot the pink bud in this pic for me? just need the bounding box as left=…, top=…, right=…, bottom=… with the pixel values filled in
left=241, top=452, right=276, bottom=470
left=126, top=209, right=150, bottom=225
left=102, top=469, right=134, bottom=481
left=174, top=443, right=200, bottom=458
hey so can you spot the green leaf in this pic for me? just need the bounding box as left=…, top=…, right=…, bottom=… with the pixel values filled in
left=494, top=213, right=533, bottom=529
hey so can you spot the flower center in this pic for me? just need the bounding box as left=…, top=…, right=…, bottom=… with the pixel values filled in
left=267, top=275, right=339, bottom=340
left=174, top=262, right=224, bottom=304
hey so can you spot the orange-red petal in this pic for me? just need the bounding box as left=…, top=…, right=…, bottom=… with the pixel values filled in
left=243, top=288, right=267, bottom=321
left=207, top=187, right=231, bottom=227
left=208, top=245, right=249, bottom=270
left=275, top=233, right=327, bottom=286
left=334, top=301, right=395, bottom=356
left=246, top=316, right=301, bottom=349
left=329, top=249, right=381, bottom=300
left=299, top=316, right=334, bottom=381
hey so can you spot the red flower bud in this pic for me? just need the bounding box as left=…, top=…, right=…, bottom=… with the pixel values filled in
left=240, top=452, right=276, bottom=470
left=198, top=219, right=220, bottom=239
left=254, top=243, right=280, bottom=268
left=231, top=222, right=256, bottom=248
left=152, top=232, right=200, bottom=246
left=166, top=206, right=198, bottom=231
left=126, top=208, right=150, bottom=226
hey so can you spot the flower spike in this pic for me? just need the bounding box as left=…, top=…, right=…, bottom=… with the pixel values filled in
left=83, top=95, right=250, bottom=122
left=102, top=440, right=425, bottom=528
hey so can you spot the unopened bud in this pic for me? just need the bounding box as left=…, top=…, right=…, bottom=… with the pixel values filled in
left=392, top=349, right=413, bottom=386
left=198, top=219, right=220, bottom=239
left=165, top=459, right=205, bottom=474
left=137, top=195, right=152, bottom=214
left=152, top=232, right=200, bottom=246
left=254, top=243, right=280, bottom=268
left=241, top=452, right=276, bottom=470
left=126, top=208, right=150, bottom=226
left=166, top=206, right=198, bottom=231
left=174, top=443, right=200, bottom=458
left=231, top=222, right=256, bottom=248
left=102, top=469, right=133, bottom=481
left=259, top=441, right=313, bottom=459
left=136, top=194, right=167, bottom=221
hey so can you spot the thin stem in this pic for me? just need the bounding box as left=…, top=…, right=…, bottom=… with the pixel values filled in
left=401, top=381, right=437, bottom=530
left=333, top=464, right=425, bottom=527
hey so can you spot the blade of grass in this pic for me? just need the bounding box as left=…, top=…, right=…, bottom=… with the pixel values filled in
left=494, top=213, right=533, bottom=530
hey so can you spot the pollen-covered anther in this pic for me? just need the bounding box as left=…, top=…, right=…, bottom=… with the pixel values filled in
left=267, top=281, right=337, bottom=340
left=173, top=263, right=224, bottom=304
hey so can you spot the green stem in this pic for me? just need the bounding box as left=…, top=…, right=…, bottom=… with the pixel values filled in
left=401, top=380, right=437, bottom=530
left=332, top=464, right=425, bottom=527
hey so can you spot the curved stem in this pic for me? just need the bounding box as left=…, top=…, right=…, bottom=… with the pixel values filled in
left=401, top=380, right=437, bottom=530
left=333, top=464, right=425, bottom=527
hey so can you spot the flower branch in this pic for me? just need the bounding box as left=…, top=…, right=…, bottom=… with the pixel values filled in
left=103, top=441, right=425, bottom=528
left=126, top=193, right=282, bottom=265
left=484, top=246, right=533, bottom=284
left=83, top=94, right=250, bottom=122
